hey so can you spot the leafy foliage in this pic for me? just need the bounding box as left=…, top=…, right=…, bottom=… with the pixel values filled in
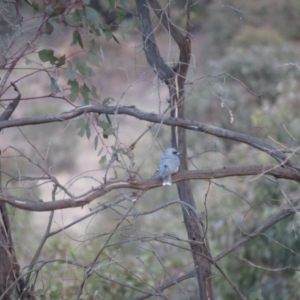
left=205, top=0, right=300, bottom=55
left=2, top=0, right=300, bottom=299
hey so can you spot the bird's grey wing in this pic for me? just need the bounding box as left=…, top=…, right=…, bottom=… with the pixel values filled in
left=168, top=156, right=180, bottom=174
left=160, top=163, right=173, bottom=177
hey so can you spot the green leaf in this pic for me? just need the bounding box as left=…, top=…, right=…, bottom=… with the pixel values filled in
left=99, top=155, right=107, bottom=164
left=88, top=53, right=100, bottom=66
left=49, top=6, right=66, bottom=17
left=76, top=58, right=88, bottom=76
left=45, top=5, right=53, bottom=15
left=56, top=55, right=65, bottom=67
left=45, top=21, right=54, bottom=34
left=85, top=7, right=99, bottom=28
left=71, top=30, right=84, bottom=49
left=81, top=84, right=90, bottom=104
left=105, top=114, right=112, bottom=125
left=85, top=120, right=91, bottom=139
left=76, top=118, right=85, bottom=137
left=108, top=0, right=115, bottom=10
left=77, top=126, right=84, bottom=137
left=103, top=97, right=114, bottom=105
left=24, top=0, right=39, bottom=12
left=68, top=79, right=79, bottom=102
left=48, top=19, right=62, bottom=31
left=116, top=11, right=126, bottom=23
left=98, top=121, right=111, bottom=130
left=94, top=136, right=98, bottom=150
left=82, top=16, right=89, bottom=33
left=38, top=49, right=55, bottom=63
left=49, top=291, right=60, bottom=299
left=32, top=2, right=39, bottom=12
left=89, top=39, right=96, bottom=54
left=76, top=117, right=84, bottom=128
left=104, top=31, right=113, bottom=42
left=97, top=147, right=103, bottom=156
left=249, top=289, right=263, bottom=300
left=66, top=61, right=75, bottom=80
left=119, top=148, right=127, bottom=155
left=94, top=26, right=103, bottom=36
left=111, top=152, right=119, bottom=162
left=103, top=25, right=120, bottom=44
left=49, top=76, right=62, bottom=95
left=111, top=32, right=120, bottom=44
left=103, top=127, right=114, bottom=136
left=104, top=30, right=120, bottom=44
left=38, top=49, right=65, bottom=66
left=91, top=85, right=99, bottom=99
left=65, top=10, right=82, bottom=26
left=120, top=0, right=129, bottom=9
left=76, top=58, right=95, bottom=77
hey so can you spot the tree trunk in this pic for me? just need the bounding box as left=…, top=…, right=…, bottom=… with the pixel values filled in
left=0, top=86, right=29, bottom=299
left=137, top=1, right=215, bottom=298
left=0, top=203, right=24, bottom=299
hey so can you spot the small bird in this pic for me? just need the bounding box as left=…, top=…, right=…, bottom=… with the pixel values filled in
left=159, top=148, right=180, bottom=186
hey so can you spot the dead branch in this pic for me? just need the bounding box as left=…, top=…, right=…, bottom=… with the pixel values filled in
left=0, top=82, right=21, bottom=123
left=0, top=104, right=296, bottom=168
left=0, top=165, right=299, bottom=211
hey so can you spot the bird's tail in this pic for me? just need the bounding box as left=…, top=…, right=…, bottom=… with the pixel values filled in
left=162, top=175, right=172, bottom=186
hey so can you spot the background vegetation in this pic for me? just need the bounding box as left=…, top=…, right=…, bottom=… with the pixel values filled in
left=1, top=0, right=300, bottom=299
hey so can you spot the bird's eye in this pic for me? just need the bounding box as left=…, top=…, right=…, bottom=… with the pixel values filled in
left=172, top=151, right=177, bottom=154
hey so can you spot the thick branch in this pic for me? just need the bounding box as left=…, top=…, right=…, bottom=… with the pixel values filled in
left=148, top=0, right=186, bottom=45
left=148, top=0, right=191, bottom=77
left=0, top=104, right=295, bottom=167
left=0, top=85, right=24, bottom=299
left=0, top=165, right=299, bottom=211
left=136, top=0, right=173, bottom=82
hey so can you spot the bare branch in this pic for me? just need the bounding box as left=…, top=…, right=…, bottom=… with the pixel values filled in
left=214, top=206, right=297, bottom=262
left=237, top=255, right=300, bottom=272
left=23, top=185, right=57, bottom=294
left=0, top=82, right=21, bottom=123
left=213, top=261, right=247, bottom=300
left=132, top=204, right=298, bottom=300
left=130, top=270, right=195, bottom=300
left=0, top=165, right=299, bottom=211
left=0, top=104, right=296, bottom=167
left=148, top=0, right=191, bottom=79
left=136, top=1, right=173, bottom=82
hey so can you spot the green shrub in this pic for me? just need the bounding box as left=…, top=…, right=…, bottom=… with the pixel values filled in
left=205, top=0, right=300, bottom=55
left=232, top=26, right=284, bottom=48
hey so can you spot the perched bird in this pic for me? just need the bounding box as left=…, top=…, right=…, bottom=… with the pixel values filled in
left=159, top=148, right=180, bottom=186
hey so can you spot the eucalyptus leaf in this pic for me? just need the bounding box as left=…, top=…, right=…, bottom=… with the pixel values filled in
left=68, top=79, right=79, bottom=101
left=85, top=7, right=99, bottom=28
left=99, top=155, right=107, bottom=164
left=66, top=61, right=75, bottom=80
left=71, top=30, right=84, bottom=49
left=81, top=84, right=90, bottom=104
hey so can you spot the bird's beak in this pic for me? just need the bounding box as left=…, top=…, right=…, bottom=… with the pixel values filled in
left=177, top=152, right=181, bottom=156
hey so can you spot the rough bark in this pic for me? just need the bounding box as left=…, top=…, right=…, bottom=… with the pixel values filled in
left=0, top=204, right=24, bottom=299
left=0, top=84, right=30, bottom=299
left=137, top=1, right=215, bottom=298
